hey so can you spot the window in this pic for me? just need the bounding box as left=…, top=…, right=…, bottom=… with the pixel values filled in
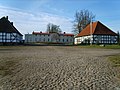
left=35, top=38, right=37, bottom=42
left=30, top=37, right=32, bottom=42
left=48, top=38, right=49, bottom=41
left=77, top=39, right=80, bottom=43
left=39, top=38, right=41, bottom=41
left=67, top=39, right=68, bottom=42
left=44, top=38, right=45, bottom=41
left=63, top=39, right=64, bottom=42
left=7, top=33, right=10, bottom=39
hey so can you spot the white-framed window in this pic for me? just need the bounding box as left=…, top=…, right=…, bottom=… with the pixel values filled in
left=30, top=37, right=32, bottom=42
left=48, top=38, right=49, bottom=42
left=77, top=39, right=80, bottom=43
left=44, top=38, right=45, bottom=42
left=35, top=38, right=37, bottom=42
left=39, top=38, right=41, bottom=41
left=67, top=39, right=68, bottom=42
left=63, top=39, right=64, bottom=42
left=7, top=33, right=10, bottom=39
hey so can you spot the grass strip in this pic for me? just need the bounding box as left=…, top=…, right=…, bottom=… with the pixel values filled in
left=108, top=54, right=120, bottom=67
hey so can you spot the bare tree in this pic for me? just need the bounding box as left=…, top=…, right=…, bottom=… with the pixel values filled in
left=51, top=33, right=60, bottom=42
left=47, top=23, right=61, bottom=33
left=46, top=23, right=61, bottom=42
left=73, top=9, right=95, bottom=34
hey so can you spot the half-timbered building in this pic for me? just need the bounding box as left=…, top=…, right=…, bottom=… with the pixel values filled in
left=0, top=16, right=23, bottom=45
left=75, top=21, right=118, bottom=44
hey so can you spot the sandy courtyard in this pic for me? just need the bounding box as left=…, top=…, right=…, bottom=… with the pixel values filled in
left=0, top=46, right=120, bottom=90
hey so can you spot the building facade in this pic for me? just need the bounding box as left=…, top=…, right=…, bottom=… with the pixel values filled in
left=75, top=21, right=118, bottom=44
left=25, top=32, right=74, bottom=44
left=0, top=16, right=23, bottom=45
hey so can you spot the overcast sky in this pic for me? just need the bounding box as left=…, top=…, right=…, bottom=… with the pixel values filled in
left=0, top=0, right=120, bottom=35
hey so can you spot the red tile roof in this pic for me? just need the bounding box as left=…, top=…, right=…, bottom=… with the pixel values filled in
left=63, top=34, right=74, bottom=36
left=77, top=21, right=118, bottom=37
left=32, top=32, right=74, bottom=36
left=32, top=32, right=49, bottom=35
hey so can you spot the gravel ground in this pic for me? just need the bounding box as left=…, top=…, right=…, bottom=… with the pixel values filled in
left=0, top=46, right=120, bottom=90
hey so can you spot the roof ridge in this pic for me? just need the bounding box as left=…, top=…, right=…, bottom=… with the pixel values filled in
left=92, top=21, right=99, bottom=34
left=0, top=16, right=23, bottom=36
left=93, top=21, right=117, bottom=35
left=7, top=18, right=23, bottom=36
left=76, top=21, right=117, bottom=37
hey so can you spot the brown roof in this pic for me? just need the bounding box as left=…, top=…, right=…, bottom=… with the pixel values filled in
left=77, top=21, right=118, bottom=37
left=63, top=34, right=74, bottom=36
left=0, top=16, right=23, bottom=36
left=32, top=31, right=74, bottom=36
left=33, top=32, right=49, bottom=35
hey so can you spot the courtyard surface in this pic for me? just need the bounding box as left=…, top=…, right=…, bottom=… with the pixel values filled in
left=0, top=46, right=120, bottom=90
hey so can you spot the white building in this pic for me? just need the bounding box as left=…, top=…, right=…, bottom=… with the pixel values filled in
left=0, top=16, right=23, bottom=45
left=75, top=21, right=118, bottom=45
left=25, top=31, right=74, bottom=44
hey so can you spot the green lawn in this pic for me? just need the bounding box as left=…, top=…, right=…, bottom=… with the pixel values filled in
left=108, top=54, right=120, bottom=80
left=77, top=45, right=120, bottom=49
left=0, top=60, right=17, bottom=76
left=108, top=54, right=120, bottom=67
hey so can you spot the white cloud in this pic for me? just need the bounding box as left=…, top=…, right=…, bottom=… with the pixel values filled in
left=0, top=5, right=73, bottom=37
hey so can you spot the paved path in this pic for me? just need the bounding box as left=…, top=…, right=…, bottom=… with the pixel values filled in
left=0, top=46, right=120, bottom=90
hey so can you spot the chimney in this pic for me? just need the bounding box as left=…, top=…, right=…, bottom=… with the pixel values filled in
left=64, top=32, right=66, bottom=34
left=10, top=22, right=13, bottom=25
left=32, top=31, right=34, bottom=34
left=6, top=16, right=8, bottom=20
left=40, top=31, right=42, bottom=33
